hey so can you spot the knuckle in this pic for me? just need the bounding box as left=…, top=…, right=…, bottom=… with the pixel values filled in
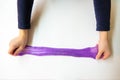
left=20, top=46, right=24, bottom=50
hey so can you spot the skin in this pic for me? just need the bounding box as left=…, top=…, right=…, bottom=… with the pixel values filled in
left=96, top=31, right=111, bottom=60
left=8, top=30, right=28, bottom=56
left=8, top=30, right=111, bottom=60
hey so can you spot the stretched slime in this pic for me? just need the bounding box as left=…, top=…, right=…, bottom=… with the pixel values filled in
left=18, top=45, right=98, bottom=59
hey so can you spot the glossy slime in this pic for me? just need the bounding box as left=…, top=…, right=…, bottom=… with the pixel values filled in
left=19, top=45, right=98, bottom=59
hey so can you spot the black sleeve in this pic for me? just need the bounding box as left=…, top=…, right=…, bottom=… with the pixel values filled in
left=17, top=0, right=34, bottom=29
left=93, top=0, right=111, bottom=31
left=17, top=0, right=111, bottom=30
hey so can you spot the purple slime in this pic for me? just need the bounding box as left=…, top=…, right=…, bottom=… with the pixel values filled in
left=18, top=45, right=98, bottom=59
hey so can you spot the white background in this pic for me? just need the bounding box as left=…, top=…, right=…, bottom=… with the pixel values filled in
left=0, top=0, right=120, bottom=80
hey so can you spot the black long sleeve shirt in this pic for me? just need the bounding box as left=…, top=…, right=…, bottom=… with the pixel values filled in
left=17, top=0, right=111, bottom=31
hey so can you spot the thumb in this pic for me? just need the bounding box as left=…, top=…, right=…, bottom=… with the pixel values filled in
left=96, top=50, right=103, bottom=60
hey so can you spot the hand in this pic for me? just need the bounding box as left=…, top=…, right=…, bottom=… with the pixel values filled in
left=8, top=30, right=28, bottom=56
left=96, top=31, right=111, bottom=60
left=96, top=40, right=111, bottom=60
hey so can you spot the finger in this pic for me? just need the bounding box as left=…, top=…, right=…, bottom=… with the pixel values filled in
left=102, top=53, right=110, bottom=60
left=13, top=47, right=24, bottom=56
left=96, top=51, right=103, bottom=60
left=8, top=46, right=17, bottom=55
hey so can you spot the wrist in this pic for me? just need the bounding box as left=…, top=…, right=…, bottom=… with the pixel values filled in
left=19, top=29, right=29, bottom=37
left=99, top=31, right=109, bottom=41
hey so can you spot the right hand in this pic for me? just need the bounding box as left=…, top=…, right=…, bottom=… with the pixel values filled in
left=8, top=30, right=28, bottom=56
left=96, top=31, right=111, bottom=60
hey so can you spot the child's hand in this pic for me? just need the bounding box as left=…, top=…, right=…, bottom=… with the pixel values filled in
left=8, top=30, right=28, bottom=56
left=96, top=40, right=111, bottom=60
left=96, top=31, right=111, bottom=60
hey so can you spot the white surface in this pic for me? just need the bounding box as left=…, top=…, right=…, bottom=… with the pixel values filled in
left=0, top=0, right=120, bottom=80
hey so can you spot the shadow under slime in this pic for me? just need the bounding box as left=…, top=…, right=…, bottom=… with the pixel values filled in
left=28, top=0, right=47, bottom=45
